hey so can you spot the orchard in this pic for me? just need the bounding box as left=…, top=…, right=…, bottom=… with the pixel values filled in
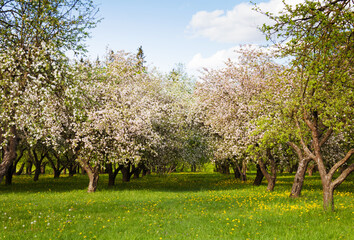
left=0, top=1, right=353, bottom=239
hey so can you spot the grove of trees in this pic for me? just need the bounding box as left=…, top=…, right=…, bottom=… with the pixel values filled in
left=0, top=0, right=352, bottom=211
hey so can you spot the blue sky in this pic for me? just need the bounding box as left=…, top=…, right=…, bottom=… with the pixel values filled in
left=85, top=0, right=300, bottom=75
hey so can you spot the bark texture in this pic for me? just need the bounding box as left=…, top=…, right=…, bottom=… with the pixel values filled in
left=288, top=141, right=311, bottom=198
left=121, top=163, right=131, bottom=182
left=47, top=152, right=65, bottom=179
left=87, top=172, right=99, bottom=193
left=5, top=146, right=26, bottom=185
left=253, top=164, right=264, bottom=186
left=107, top=163, right=123, bottom=186
left=289, top=158, right=311, bottom=198
left=233, top=161, right=247, bottom=181
left=30, top=148, right=48, bottom=182
left=79, top=158, right=100, bottom=193
left=0, top=126, right=18, bottom=184
left=258, top=149, right=277, bottom=191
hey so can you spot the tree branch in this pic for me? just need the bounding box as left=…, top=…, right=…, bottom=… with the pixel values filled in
left=303, top=111, right=317, bottom=134
left=287, top=141, right=303, bottom=159
left=295, top=118, right=315, bottom=159
left=331, top=163, right=354, bottom=190
left=258, top=158, right=271, bottom=180
left=319, top=128, right=333, bottom=147
left=328, top=148, right=354, bottom=178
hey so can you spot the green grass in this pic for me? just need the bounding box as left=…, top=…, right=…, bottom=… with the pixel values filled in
left=0, top=172, right=353, bottom=240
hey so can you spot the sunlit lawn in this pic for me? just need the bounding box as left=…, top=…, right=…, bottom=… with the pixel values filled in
left=0, top=171, right=353, bottom=240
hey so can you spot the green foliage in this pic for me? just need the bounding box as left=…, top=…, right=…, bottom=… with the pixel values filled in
left=136, top=46, right=146, bottom=69
left=259, top=0, right=354, bottom=134
left=253, top=0, right=353, bottom=209
left=0, top=0, right=98, bottom=53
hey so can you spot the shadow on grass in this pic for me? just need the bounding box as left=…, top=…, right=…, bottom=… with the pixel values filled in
left=0, top=172, right=352, bottom=194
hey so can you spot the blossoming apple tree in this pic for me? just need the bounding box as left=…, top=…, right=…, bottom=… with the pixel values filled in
left=195, top=47, right=288, bottom=190
left=0, top=0, right=97, bottom=182
left=70, top=51, right=163, bottom=192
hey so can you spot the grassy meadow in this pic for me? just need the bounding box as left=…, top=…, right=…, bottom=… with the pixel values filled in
left=0, top=171, right=353, bottom=240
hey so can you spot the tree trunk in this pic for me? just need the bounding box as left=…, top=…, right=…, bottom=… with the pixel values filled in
left=305, top=119, right=331, bottom=209
left=107, top=163, right=114, bottom=185
left=134, top=168, right=141, bottom=178
left=26, top=161, right=33, bottom=175
left=290, top=158, right=311, bottom=198
left=0, top=126, right=18, bottom=184
left=241, top=161, right=247, bottom=181
left=253, top=164, right=264, bottom=186
left=301, top=115, right=354, bottom=210
left=53, top=169, right=61, bottom=178
left=233, top=165, right=241, bottom=179
left=30, top=149, right=47, bottom=182
left=108, top=172, right=116, bottom=186
left=78, top=158, right=100, bottom=193
left=223, top=163, right=230, bottom=174
left=107, top=164, right=122, bottom=186
left=191, top=163, right=197, bottom=172
left=180, top=163, right=185, bottom=172
left=234, top=162, right=247, bottom=181
left=68, top=162, right=77, bottom=177
left=267, top=176, right=276, bottom=191
left=16, top=162, right=25, bottom=175
left=6, top=147, right=25, bottom=184
left=33, top=163, right=41, bottom=181
left=68, top=167, right=76, bottom=176
left=323, top=183, right=334, bottom=211
left=121, top=163, right=131, bottom=182
left=41, top=162, right=47, bottom=174
left=287, top=142, right=312, bottom=197
left=258, top=149, right=277, bottom=191
left=266, top=177, right=276, bottom=191
left=87, top=172, right=99, bottom=193
left=214, top=163, right=220, bottom=173
left=308, top=164, right=317, bottom=176
left=240, top=172, right=247, bottom=181
left=47, top=153, right=61, bottom=178
left=132, top=165, right=141, bottom=179
left=5, top=163, right=14, bottom=185
left=317, top=152, right=354, bottom=211
left=142, top=165, right=151, bottom=176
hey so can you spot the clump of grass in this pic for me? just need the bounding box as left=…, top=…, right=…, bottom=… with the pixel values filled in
left=0, top=172, right=353, bottom=240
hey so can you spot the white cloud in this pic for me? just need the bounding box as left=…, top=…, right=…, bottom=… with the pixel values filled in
left=187, top=45, right=266, bottom=73
left=186, top=0, right=304, bottom=43
left=187, top=46, right=240, bottom=71
left=186, top=0, right=304, bottom=75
